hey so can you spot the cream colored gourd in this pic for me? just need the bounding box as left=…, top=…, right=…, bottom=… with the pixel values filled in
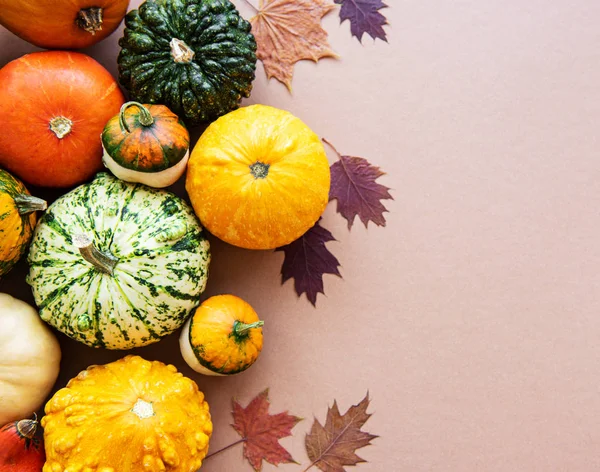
left=0, top=293, right=61, bottom=425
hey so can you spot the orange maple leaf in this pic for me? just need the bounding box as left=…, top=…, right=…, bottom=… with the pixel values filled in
left=249, top=0, right=339, bottom=91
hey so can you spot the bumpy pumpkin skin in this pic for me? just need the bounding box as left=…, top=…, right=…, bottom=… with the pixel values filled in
left=0, top=170, right=45, bottom=277
left=180, top=294, right=264, bottom=376
left=42, top=356, right=212, bottom=472
left=27, top=173, right=210, bottom=349
left=118, top=0, right=257, bottom=125
left=0, top=51, right=125, bottom=187
left=0, top=0, right=130, bottom=49
left=186, top=105, right=331, bottom=249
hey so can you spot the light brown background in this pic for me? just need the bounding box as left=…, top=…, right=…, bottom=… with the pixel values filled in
left=2, top=1, right=600, bottom=471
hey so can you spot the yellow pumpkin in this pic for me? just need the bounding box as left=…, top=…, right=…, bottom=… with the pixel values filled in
left=0, top=169, right=46, bottom=277
left=185, top=104, right=331, bottom=250
left=180, top=294, right=264, bottom=376
left=42, top=356, right=212, bottom=472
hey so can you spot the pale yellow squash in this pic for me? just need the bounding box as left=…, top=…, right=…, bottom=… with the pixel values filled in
left=0, top=293, right=61, bottom=425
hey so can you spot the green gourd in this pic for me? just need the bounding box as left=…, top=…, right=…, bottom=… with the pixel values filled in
left=117, top=0, right=257, bottom=125
left=26, top=173, right=210, bottom=350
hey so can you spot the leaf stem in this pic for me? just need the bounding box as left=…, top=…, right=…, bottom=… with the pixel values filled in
left=240, top=0, right=259, bottom=12
left=321, top=138, right=342, bottom=159
left=204, top=438, right=246, bottom=460
left=302, top=463, right=317, bottom=472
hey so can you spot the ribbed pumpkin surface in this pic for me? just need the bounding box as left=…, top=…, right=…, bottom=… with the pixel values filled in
left=118, top=0, right=257, bottom=125
left=186, top=105, right=331, bottom=249
left=0, top=0, right=130, bottom=49
left=183, top=294, right=263, bottom=375
left=0, top=51, right=125, bottom=187
left=102, top=103, right=189, bottom=172
left=27, top=173, right=210, bottom=349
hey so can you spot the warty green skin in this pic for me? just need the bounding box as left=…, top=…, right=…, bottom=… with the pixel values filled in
left=118, top=0, right=257, bottom=125
left=26, top=173, right=210, bottom=350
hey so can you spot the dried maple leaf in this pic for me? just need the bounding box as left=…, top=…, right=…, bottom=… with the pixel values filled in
left=249, top=0, right=339, bottom=91
left=232, top=389, right=302, bottom=471
left=325, top=138, right=393, bottom=229
left=334, top=0, right=389, bottom=42
left=305, top=393, right=378, bottom=472
left=276, top=220, right=341, bottom=306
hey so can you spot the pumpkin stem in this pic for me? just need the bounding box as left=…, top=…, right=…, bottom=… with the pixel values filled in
left=233, top=320, right=264, bottom=337
left=76, top=7, right=103, bottom=35
left=119, top=102, right=154, bottom=133
left=170, top=38, right=195, bottom=64
left=73, top=234, right=119, bottom=275
left=249, top=162, right=270, bottom=179
left=16, top=413, right=38, bottom=440
left=13, top=194, right=47, bottom=215
left=131, top=399, right=154, bottom=419
left=49, top=116, right=73, bottom=139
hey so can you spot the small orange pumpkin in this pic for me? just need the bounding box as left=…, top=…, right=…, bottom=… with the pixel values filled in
left=186, top=105, right=331, bottom=250
left=0, top=170, right=46, bottom=277
left=0, top=0, right=130, bottom=50
left=0, top=415, right=45, bottom=471
left=180, top=295, right=264, bottom=376
left=101, top=102, right=190, bottom=187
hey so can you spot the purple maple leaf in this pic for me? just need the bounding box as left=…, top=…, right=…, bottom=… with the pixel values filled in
left=276, top=221, right=341, bottom=306
left=335, top=0, right=389, bottom=42
left=328, top=144, right=393, bottom=229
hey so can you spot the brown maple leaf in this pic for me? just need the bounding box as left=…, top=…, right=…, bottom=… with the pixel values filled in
left=232, top=389, right=302, bottom=471
left=249, top=0, right=339, bottom=91
left=305, top=393, right=378, bottom=472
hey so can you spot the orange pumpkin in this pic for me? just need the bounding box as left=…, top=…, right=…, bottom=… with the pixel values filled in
left=0, top=170, right=46, bottom=277
left=180, top=295, right=264, bottom=376
left=186, top=105, right=331, bottom=249
left=101, top=102, right=190, bottom=188
left=0, top=415, right=45, bottom=471
left=42, top=356, right=212, bottom=472
left=0, top=51, right=125, bottom=188
left=0, top=0, right=130, bottom=50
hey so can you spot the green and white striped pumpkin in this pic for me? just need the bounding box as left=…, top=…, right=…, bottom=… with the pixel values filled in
left=26, top=173, right=210, bottom=350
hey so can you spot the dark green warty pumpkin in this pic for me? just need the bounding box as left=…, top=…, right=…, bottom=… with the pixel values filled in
left=117, top=0, right=257, bottom=125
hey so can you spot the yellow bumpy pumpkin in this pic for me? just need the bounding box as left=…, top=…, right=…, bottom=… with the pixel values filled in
left=186, top=104, right=331, bottom=250
left=42, top=356, right=212, bottom=472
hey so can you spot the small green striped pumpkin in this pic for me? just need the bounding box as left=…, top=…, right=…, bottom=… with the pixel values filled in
left=26, top=173, right=210, bottom=350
